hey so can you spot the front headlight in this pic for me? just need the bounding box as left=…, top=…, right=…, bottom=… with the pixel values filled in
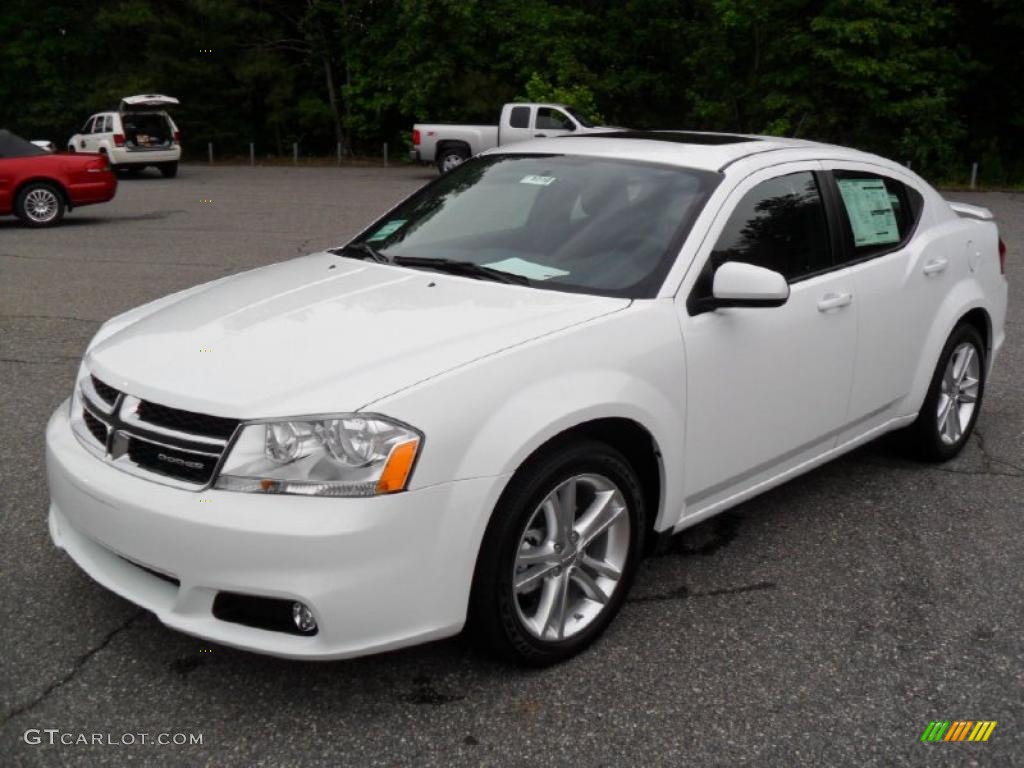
left=214, top=414, right=422, bottom=497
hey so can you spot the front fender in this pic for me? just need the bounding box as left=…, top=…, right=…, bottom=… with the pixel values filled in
left=371, top=301, right=687, bottom=533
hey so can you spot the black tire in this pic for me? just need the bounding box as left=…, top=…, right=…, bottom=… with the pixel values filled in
left=67, top=146, right=76, bottom=153
left=900, top=323, right=986, bottom=462
left=435, top=145, right=469, bottom=174
left=14, top=181, right=65, bottom=227
left=159, top=162, right=178, bottom=178
left=468, top=439, right=646, bottom=666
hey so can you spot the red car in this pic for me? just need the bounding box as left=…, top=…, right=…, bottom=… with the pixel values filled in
left=0, top=129, right=117, bottom=227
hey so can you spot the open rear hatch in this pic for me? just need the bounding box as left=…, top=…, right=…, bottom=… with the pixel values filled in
left=119, top=94, right=179, bottom=112
left=119, top=94, right=179, bottom=150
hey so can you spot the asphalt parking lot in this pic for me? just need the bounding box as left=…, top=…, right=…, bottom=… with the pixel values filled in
left=1, top=164, right=1021, bottom=767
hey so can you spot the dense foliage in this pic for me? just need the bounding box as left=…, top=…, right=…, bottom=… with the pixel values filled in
left=1, top=0, right=1021, bottom=181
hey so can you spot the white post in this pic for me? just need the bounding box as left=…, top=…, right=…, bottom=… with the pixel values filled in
left=293, top=142, right=299, bottom=165
left=207, top=142, right=213, bottom=164
left=383, top=143, right=388, bottom=167
left=970, top=162, right=978, bottom=189
left=249, top=142, right=255, bottom=166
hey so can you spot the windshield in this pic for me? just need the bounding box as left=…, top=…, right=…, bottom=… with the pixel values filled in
left=351, top=154, right=719, bottom=298
left=0, top=129, right=48, bottom=158
left=565, top=107, right=595, bottom=128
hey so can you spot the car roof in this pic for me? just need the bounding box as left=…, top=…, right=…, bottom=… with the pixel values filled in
left=488, top=130, right=894, bottom=174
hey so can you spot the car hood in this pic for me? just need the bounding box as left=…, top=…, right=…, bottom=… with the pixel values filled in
left=86, top=252, right=629, bottom=418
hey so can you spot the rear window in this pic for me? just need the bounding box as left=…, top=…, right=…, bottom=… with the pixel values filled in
left=832, top=171, right=923, bottom=261
left=509, top=106, right=530, bottom=129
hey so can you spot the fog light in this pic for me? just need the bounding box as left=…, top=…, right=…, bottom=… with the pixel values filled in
left=292, top=602, right=317, bottom=634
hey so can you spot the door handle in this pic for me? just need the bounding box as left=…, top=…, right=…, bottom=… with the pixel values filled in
left=817, top=292, right=853, bottom=312
left=922, top=257, right=948, bottom=276
left=534, top=133, right=547, bottom=138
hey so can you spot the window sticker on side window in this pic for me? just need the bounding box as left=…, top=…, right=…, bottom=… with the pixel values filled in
left=520, top=175, right=556, bottom=186
left=837, top=179, right=900, bottom=247
left=366, top=219, right=406, bottom=242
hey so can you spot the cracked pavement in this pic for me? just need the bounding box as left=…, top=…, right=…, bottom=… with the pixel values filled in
left=1, top=168, right=1021, bottom=766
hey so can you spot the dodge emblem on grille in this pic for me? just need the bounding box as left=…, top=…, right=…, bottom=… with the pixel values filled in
left=157, top=452, right=205, bottom=470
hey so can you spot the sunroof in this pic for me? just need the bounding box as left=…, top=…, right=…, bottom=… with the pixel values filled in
left=571, top=130, right=760, bottom=145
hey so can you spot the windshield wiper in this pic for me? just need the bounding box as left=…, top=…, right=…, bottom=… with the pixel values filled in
left=329, top=242, right=392, bottom=264
left=393, top=256, right=529, bottom=285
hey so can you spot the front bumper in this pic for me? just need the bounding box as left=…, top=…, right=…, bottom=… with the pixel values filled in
left=46, top=403, right=507, bottom=659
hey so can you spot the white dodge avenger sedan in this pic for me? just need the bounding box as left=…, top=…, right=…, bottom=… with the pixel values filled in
left=46, top=131, right=1008, bottom=665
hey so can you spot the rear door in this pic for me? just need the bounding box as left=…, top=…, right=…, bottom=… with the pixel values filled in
left=82, top=115, right=107, bottom=152
left=820, top=165, right=937, bottom=437
left=500, top=104, right=534, bottom=145
left=76, top=117, right=95, bottom=151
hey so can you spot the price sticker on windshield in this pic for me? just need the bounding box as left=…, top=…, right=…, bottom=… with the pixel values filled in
left=367, top=219, right=406, bottom=242
left=520, top=175, right=556, bottom=186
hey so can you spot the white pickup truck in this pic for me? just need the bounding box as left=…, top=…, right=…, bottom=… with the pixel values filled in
left=411, top=102, right=614, bottom=173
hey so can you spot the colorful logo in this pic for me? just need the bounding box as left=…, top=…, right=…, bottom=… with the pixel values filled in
left=921, top=721, right=997, bottom=742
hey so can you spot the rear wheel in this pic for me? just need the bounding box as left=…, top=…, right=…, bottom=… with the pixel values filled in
left=436, top=145, right=469, bottom=174
left=901, top=323, right=986, bottom=461
left=159, top=161, right=178, bottom=178
left=15, top=181, right=65, bottom=227
left=469, top=440, right=646, bottom=665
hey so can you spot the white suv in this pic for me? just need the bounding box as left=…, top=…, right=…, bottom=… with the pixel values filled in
left=68, top=95, right=181, bottom=178
left=46, top=131, right=1008, bottom=665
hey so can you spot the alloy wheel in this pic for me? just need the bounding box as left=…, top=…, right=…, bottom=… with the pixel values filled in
left=25, top=188, right=60, bottom=223
left=512, top=473, right=630, bottom=641
left=937, top=341, right=981, bottom=445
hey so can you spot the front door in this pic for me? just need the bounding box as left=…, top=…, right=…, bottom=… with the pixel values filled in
left=533, top=107, right=577, bottom=139
left=677, top=166, right=858, bottom=515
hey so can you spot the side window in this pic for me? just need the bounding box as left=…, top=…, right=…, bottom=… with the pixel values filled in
left=508, top=106, right=530, bottom=129
left=832, top=171, right=923, bottom=261
left=91, top=117, right=106, bottom=134
left=709, top=171, right=832, bottom=281
left=536, top=108, right=575, bottom=131
left=82, top=117, right=95, bottom=133
left=103, top=115, right=114, bottom=132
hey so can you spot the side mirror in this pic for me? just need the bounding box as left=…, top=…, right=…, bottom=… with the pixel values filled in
left=711, top=261, right=789, bottom=308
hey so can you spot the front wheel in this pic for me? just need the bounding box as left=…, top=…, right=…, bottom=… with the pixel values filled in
left=901, top=323, right=986, bottom=461
left=469, top=440, right=646, bottom=665
left=15, top=181, right=65, bottom=227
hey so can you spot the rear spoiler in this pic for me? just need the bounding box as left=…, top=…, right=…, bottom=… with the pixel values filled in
left=948, top=201, right=994, bottom=221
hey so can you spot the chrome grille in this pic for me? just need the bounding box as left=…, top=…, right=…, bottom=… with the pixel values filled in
left=90, top=375, right=119, bottom=405
left=72, top=375, right=240, bottom=489
left=82, top=409, right=108, bottom=445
